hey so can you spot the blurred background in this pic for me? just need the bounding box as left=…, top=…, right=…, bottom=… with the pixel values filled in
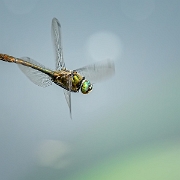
left=0, top=0, right=180, bottom=179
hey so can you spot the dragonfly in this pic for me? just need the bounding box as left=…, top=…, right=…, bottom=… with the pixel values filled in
left=0, top=18, right=115, bottom=118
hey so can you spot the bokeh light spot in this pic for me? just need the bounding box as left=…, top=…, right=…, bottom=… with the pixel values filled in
left=36, top=140, right=71, bottom=169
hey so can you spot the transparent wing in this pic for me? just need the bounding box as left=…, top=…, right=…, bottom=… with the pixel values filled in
left=63, top=72, right=73, bottom=118
left=75, top=59, right=115, bottom=83
left=51, top=17, right=66, bottom=70
left=17, top=57, right=52, bottom=87
left=63, top=89, right=72, bottom=118
left=52, top=17, right=73, bottom=117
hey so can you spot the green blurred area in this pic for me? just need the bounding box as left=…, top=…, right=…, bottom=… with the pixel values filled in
left=70, top=141, right=180, bottom=180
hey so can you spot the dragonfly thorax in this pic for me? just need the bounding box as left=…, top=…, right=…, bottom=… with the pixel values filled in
left=52, top=70, right=85, bottom=93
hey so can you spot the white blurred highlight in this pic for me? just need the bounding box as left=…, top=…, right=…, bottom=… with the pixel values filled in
left=86, top=32, right=122, bottom=61
left=3, top=0, right=38, bottom=14
left=121, top=0, right=155, bottom=21
left=36, top=140, right=71, bottom=169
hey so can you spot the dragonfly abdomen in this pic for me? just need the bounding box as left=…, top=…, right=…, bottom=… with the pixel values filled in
left=0, top=53, right=16, bottom=63
left=0, top=53, right=54, bottom=77
left=16, top=58, right=53, bottom=76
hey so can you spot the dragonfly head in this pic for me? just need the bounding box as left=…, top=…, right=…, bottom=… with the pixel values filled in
left=81, top=80, right=93, bottom=94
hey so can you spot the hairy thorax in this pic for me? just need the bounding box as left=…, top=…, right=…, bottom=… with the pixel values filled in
left=52, top=70, right=85, bottom=92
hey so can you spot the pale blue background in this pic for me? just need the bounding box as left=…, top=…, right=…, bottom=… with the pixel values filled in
left=0, top=0, right=180, bottom=180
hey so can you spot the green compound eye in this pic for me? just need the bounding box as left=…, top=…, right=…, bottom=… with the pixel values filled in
left=81, top=80, right=93, bottom=94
